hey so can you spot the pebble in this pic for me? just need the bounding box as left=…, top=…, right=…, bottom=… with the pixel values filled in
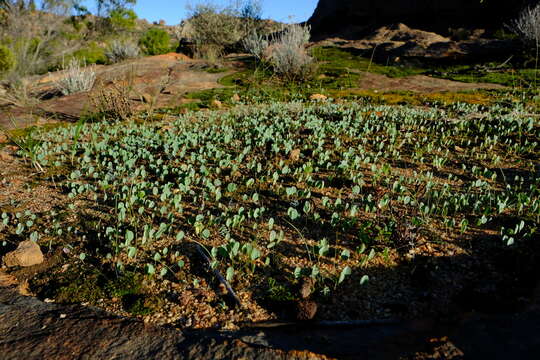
left=0, top=151, right=14, bottom=162
left=310, top=93, right=328, bottom=101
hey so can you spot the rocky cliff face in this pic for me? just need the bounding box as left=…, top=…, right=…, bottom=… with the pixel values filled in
left=308, top=0, right=535, bottom=39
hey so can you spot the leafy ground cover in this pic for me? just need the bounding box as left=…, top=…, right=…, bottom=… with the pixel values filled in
left=1, top=99, right=538, bottom=329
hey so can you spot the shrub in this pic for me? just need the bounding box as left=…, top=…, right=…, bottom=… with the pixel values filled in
left=241, top=23, right=314, bottom=81
left=184, top=0, right=263, bottom=59
left=72, top=42, right=107, bottom=65
left=0, top=44, right=15, bottom=74
left=90, top=81, right=134, bottom=121
left=242, top=30, right=268, bottom=60
left=511, top=2, right=540, bottom=47
left=268, top=24, right=314, bottom=81
left=105, top=40, right=140, bottom=63
left=139, top=28, right=171, bottom=56
left=511, top=2, right=540, bottom=77
left=56, top=58, right=96, bottom=95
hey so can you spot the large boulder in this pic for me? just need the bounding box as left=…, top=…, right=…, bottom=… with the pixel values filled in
left=308, top=0, right=535, bottom=39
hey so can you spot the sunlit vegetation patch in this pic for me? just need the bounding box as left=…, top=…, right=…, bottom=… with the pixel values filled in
left=2, top=101, right=539, bottom=324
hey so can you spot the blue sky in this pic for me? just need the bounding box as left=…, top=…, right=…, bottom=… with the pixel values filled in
left=42, top=0, right=318, bottom=24
left=131, top=0, right=319, bottom=25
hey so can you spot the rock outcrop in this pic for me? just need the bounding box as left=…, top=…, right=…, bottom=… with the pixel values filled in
left=308, top=0, right=535, bottom=39
left=315, top=23, right=520, bottom=63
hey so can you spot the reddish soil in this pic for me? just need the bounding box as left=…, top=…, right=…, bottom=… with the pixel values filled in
left=0, top=53, right=232, bottom=130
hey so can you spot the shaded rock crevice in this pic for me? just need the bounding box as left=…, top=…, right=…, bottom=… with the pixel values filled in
left=308, top=0, right=535, bottom=39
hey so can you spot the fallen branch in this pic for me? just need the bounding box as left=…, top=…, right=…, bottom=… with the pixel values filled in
left=241, top=318, right=400, bottom=329
left=194, top=242, right=242, bottom=308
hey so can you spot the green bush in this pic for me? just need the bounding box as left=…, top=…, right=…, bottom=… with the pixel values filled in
left=0, top=45, right=15, bottom=74
left=139, top=28, right=171, bottom=56
left=72, top=42, right=107, bottom=65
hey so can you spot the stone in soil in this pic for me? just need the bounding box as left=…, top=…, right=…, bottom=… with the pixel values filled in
left=3, top=240, right=44, bottom=267
left=310, top=94, right=328, bottom=101
left=299, top=278, right=315, bottom=299
left=289, top=149, right=301, bottom=162
left=211, top=99, right=223, bottom=109
left=296, top=299, right=318, bottom=321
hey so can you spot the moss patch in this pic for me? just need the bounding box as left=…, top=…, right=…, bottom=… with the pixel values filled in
left=32, top=264, right=161, bottom=316
left=331, top=89, right=497, bottom=106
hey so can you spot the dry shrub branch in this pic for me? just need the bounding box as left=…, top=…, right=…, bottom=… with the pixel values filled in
left=90, top=80, right=134, bottom=121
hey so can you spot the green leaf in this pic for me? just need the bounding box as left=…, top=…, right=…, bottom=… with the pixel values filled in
left=286, top=186, right=297, bottom=196
left=79, top=253, right=86, bottom=261
left=303, top=201, right=311, bottom=214
left=226, top=266, right=234, bottom=281
left=125, top=230, right=134, bottom=243
left=357, top=243, right=366, bottom=254
left=311, top=265, right=320, bottom=278
left=294, top=266, right=302, bottom=279
left=250, top=247, right=261, bottom=261
left=338, top=266, right=352, bottom=284
left=147, top=263, right=155, bottom=275
left=287, top=207, right=299, bottom=220
left=341, top=249, right=351, bottom=260
left=360, top=275, right=369, bottom=285
left=201, top=228, right=211, bottom=239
